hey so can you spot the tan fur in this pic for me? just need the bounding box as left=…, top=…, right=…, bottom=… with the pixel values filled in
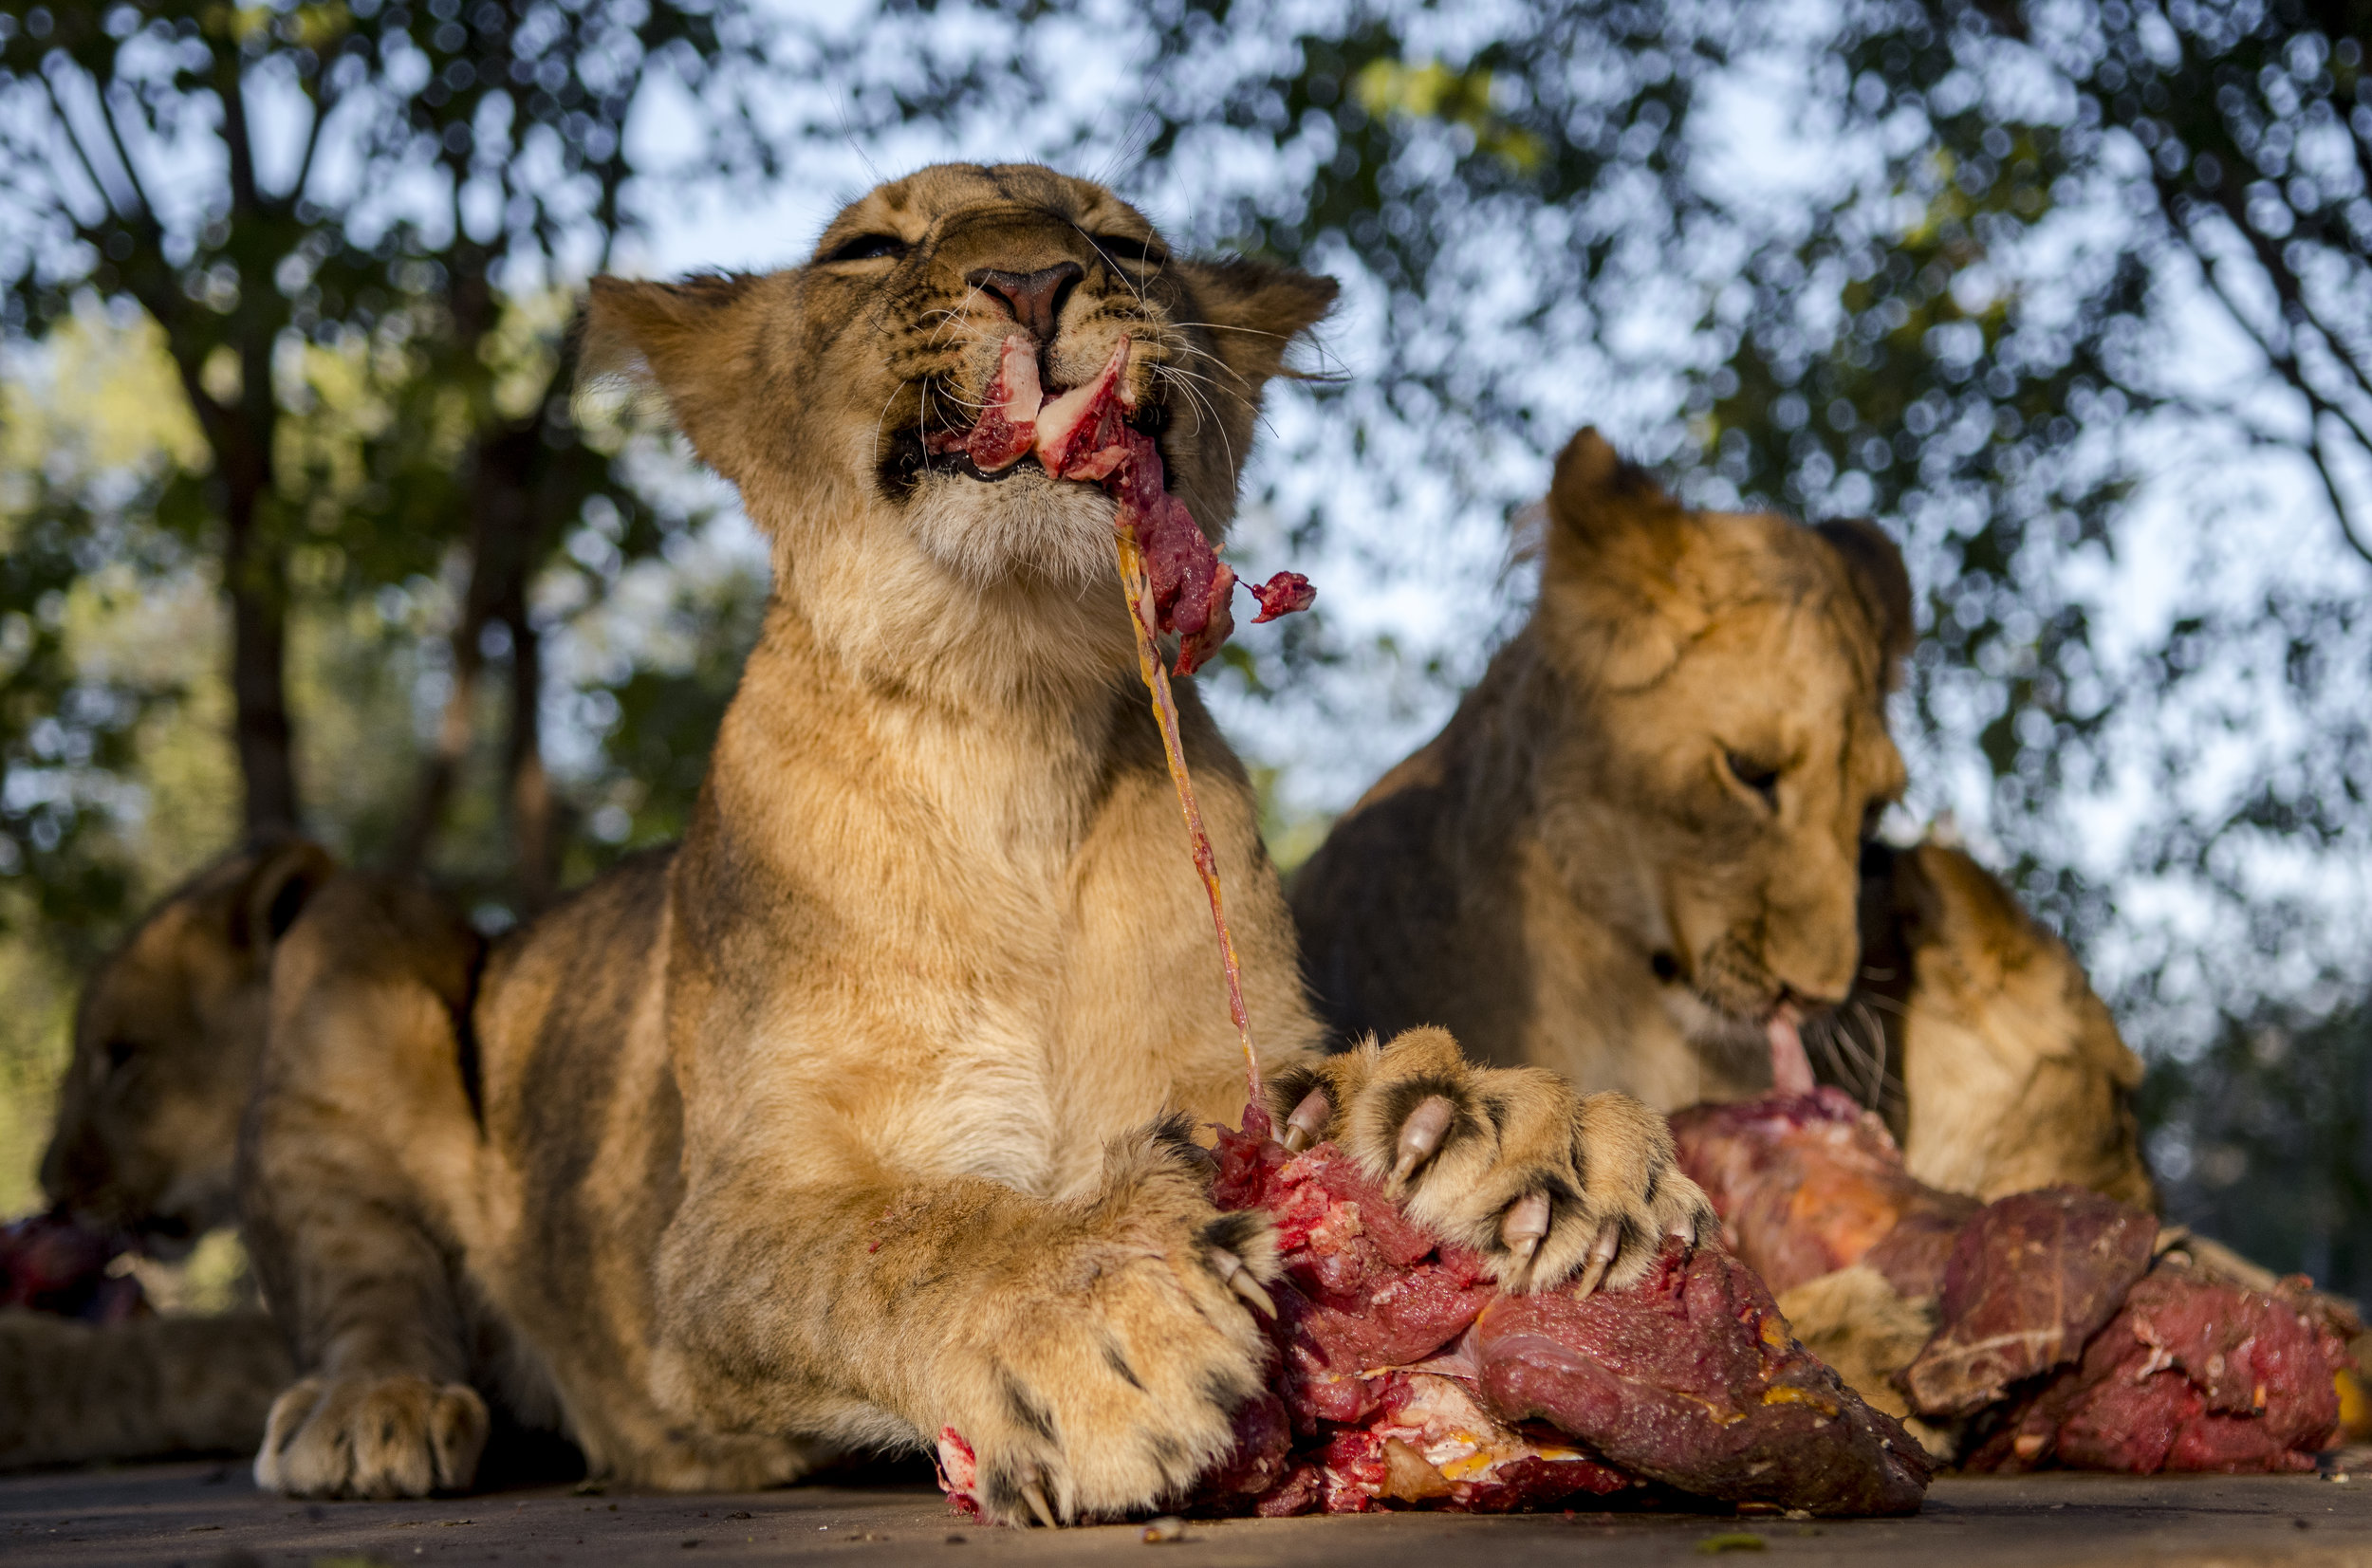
left=0, top=1308, right=291, bottom=1467
left=1292, top=431, right=2152, bottom=1211
left=238, top=167, right=1712, bottom=1521
left=42, top=838, right=334, bottom=1245
left=1772, top=1266, right=1957, bottom=1460
left=1773, top=1265, right=1933, bottom=1422
left=1294, top=429, right=1912, bottom=1106
left=1873, top=841, right=2153, bottom=1207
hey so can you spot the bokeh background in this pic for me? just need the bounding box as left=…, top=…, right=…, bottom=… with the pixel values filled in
left=2, top=0, right=2368, bottom=1291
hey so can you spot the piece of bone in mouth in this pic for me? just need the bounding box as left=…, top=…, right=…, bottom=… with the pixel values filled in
left=1768, top=1013, right=1816, bottom=1097
left=966, top=335, right=1042, bottom=472
left=1034, top=337, right=1132, bottom=482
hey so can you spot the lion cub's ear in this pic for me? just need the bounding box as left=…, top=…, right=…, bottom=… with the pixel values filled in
left=581, top=273, right=765, bottom=477
left=1536, top=427, right=1700, bottom=689
left=230, top=839, right=337, bottom=960
left=1814, top=520, right=1915, bottom=684
left=1174, top=258, right=1339, bottom=390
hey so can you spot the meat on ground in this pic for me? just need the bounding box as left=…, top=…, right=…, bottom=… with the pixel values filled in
left=1182, top=1106, right=1928, bottom=1518
left=1671, top=1087, right=2354, bottom=1475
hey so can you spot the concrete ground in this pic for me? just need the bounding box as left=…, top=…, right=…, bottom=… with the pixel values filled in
left=9, top=1463, right=2372, bottom=1568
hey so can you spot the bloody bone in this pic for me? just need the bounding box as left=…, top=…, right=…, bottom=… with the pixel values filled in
left=1670, top=1088, right=2355, bottom=1474
left=964, top=337, right=1042, bottom=471
left=940, top=334, right=1316, bottom=679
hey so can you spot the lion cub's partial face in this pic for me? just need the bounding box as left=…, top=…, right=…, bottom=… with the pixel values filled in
left=1532, top=431, right=1911, bottom=1039
left=40, top=839, right=331, bottom=1249
left=585, top=164, right=1335, bottom=598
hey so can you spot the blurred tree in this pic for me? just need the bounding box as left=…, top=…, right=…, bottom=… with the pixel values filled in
left=1701, top=0, right=2372, bottom=995
left=0, top=0, right=772, bottom=918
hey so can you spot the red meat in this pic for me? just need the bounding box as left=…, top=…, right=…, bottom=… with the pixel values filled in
left=1187, top=1106, right=1929, bottom=1518
left=1965, top=1264, right=2349, bottom=1475
left=1671, top=1087, right=2355, bottom=1475
left=934, top=334, right=1314, bottom=675
left=1897, top=1188, right=2158, bottom=1417
left=0, top=1209, right=144, bottom=1324
left=1473, top=1243, right=1931, bottom=1516
left=1670, top=1089, right=1977, bottom=1298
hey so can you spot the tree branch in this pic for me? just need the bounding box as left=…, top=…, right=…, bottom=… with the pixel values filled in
left=0, top=121, right=78, bottom=224
left=2173, top=172, right=2372, bottom=421
left=93, top=79, right=167, bottom=231
left=287, top=53, right=349, bottom=205
left=2307, top=420, right=2372, bottom=570
left=36, top=68, right=124, bottom=223
left=215, top=44, right=260, bottom=214
left=2188, top=234, right=2372, bottom=568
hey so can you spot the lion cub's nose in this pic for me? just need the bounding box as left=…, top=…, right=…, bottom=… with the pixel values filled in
left=969, top=262, right=1084, bottom=343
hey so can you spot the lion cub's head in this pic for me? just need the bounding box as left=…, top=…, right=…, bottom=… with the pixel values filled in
left=584, top=164, right=1335, bottom=685
left=1531, top=429, right=1911, bottom=1045
left=40, top=839, right=332, bottom=1249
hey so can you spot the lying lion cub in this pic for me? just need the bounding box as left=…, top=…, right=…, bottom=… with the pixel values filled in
left=2, top=839, right=324, bottom=1468
left=1292, top=430, right=2150, bottom=1203
left=240, top=166, right=1711, bottom=1522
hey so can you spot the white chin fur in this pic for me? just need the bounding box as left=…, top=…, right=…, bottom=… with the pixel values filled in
left=904, top=468, right=1118, bottom=589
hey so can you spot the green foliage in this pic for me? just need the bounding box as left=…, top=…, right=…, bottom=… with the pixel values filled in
left=0, top=0, right=776, bottom=928
left=1701, top=1, right=2372, bottom=970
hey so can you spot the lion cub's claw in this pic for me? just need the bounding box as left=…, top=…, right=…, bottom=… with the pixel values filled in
left=1499, top=1190, right=1553, bottom=1282
left=1019, top=1471, right=1059, bottom=1530
left=1389, top=1094, right=1456, bottom=1186
left=1305, top=1027, right=1716, bottom=1297
left=1210, top=1246, right=1277, bottom=1319
left=1572, top=1216, right=1623, bottom=1300
left=253, top=1373, right=488, bottom=1499
left=1281, top=1087, right=1332, bottom=1153
left=946, top=1122, right=1278, bottom=1528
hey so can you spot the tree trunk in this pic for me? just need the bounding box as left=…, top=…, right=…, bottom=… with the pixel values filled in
left=506, top=605, right=556, bottom=914
left=218, top=399, right=301, bottom=838
left=394, top=413, right=556, bottom=909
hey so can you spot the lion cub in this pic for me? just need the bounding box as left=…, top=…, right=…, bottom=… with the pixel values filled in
left=1292, top=429, right=2149, bottom=1203
left=239, top=166, right=1710, bottom=1522
left=2, top=839, right=326, bottom=1469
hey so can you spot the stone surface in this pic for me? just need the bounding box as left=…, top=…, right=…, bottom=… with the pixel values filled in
left=8, top=1460, right=2372, bottom=1566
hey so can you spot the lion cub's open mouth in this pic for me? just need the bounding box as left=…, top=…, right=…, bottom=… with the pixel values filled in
left=927, top=335, right=1313, bottom=677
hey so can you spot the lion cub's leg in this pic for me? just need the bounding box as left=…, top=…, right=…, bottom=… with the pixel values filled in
left=0, top=1309, right=291, bottom=1468
left=655, top=1117, right=1280, bottom=1528
left=241, top=876, right=495, bottom=1500
left=1271, top=1027, right=1716, bottom=1296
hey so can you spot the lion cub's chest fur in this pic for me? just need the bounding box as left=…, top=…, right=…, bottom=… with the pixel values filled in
left=642, top=627, right=1275, bottom=1205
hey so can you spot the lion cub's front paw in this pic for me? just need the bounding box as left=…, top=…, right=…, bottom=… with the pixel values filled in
left=1279, top=1026, right=1717, bottom=1296
left=937, top=1118, right=1278, bottom=1527
left=253, top=1374, right=488, bottom=1499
